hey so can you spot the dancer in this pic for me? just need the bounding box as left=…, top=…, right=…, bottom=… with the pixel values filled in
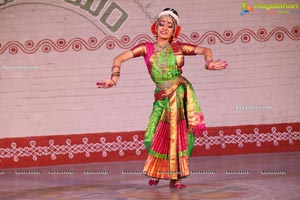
left=97, top=8, right=227, bottom=188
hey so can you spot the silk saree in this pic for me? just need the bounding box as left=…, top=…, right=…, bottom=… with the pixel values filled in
left=131, top=41, right=206, bottom=180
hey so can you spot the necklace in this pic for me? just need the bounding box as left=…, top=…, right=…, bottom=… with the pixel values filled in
left=154, top=42, right=170, bottom=74
left=154, top=42, right=170, bottom=51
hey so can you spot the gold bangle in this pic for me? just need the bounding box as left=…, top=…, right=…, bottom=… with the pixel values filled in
left=111, top=65, right=121, bottom=72
left=111, top=72, right=120, bottom=77
left=110, top=78, right=117, bottom=86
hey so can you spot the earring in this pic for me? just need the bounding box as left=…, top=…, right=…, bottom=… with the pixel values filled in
left=172, top=35, right=177, bottom=41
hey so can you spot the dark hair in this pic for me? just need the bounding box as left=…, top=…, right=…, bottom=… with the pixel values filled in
left=163, top=8, right=179, bottom=18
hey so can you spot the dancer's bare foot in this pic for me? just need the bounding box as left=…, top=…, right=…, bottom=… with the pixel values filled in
left=148, top=178, right=160, bottom=186
left=169, top=180, right=186, bottom=189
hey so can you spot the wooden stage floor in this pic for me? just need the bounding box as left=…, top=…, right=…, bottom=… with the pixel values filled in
left=0, top=152, right=299, bottom=200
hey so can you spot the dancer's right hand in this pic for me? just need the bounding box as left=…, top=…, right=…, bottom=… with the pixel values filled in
left=96, top=79, right=116, bottom=89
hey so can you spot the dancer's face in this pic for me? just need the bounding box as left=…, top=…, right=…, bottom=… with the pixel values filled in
left=156, top=16, right=175, bottom=40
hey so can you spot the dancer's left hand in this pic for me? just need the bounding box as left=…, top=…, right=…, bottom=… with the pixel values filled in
left=205, top=59, right=227, bottom=70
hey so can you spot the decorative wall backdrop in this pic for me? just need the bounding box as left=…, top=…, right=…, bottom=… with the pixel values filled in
left=1, top=123, right=299, bottom=168
left=1, top=26, right=299, bottom=55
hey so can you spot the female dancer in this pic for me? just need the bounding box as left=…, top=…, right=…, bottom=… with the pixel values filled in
left=97, top=8, right=227, bottom=188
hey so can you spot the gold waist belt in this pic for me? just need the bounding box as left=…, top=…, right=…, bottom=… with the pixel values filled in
left=156, top=76, right=183, bottom=90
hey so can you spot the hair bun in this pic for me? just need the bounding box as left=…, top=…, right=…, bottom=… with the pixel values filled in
left=163, top=8, right=179, bottom=17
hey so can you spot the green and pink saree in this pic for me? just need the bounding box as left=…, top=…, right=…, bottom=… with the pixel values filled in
left=131, top=41, right=206, bottom=180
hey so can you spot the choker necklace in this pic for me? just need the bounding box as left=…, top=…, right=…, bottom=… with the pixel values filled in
left=154, top=42, right=170, bottom=52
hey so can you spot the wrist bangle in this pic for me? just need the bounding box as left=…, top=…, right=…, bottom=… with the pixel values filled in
left=111, top=72, right=120, bottom=77
left=112, top=65, right=120, bottom=72
left=205, top=59, right=212, bottom=69
left=205, top=59, right=213, bottom=65
left=110, top=78, right=117, bottom=86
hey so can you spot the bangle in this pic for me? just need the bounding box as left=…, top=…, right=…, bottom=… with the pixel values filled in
left=205, top=59, right=213, bottom=65
left=110, top=78, right=117, bottom=86
left=111, top=72, right=120, bottom=77
left=111, top=65, right=120, bottom=72
left=110, top=65, right=120, bottom=86
left=205, top=59, right=213, bottom=69
left=110, top=72, right=119, bottom=86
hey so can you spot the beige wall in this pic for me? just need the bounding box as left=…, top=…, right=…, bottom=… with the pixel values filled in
left=0, top=0, right=300, bottom=138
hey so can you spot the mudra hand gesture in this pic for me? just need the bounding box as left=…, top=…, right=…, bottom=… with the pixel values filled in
left=96, top=65, right=120, bottom=89
left=96, top=79, right=117, bottom=89
left=205, top=59, right=228, bottom=70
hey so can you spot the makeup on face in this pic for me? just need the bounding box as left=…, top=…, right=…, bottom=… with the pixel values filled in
left=157, top=16, right=175, bottom=30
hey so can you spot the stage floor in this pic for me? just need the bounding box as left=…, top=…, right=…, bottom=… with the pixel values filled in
left=0, top=152, right=299, bottom=200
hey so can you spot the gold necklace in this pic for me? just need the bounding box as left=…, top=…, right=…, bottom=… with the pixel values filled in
left=154, top=43, right=170, bottom=74
left=154, top=42, right=170, bottom=51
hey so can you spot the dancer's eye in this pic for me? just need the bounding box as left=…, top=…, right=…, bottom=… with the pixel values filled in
left=167, top=24, right=174, bottom=29
left=158, top=21, right=165, bottom=27
left=158, top=22, right=174, bottom=29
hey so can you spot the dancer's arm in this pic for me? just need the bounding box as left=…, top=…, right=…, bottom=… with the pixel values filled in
left=194, top=46, right=227, bottom=70
left=96, top=50, right=134, bottom=89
